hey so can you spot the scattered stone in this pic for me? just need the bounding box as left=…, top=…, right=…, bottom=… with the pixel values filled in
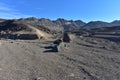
left=34, top=77, right=46, bottom=80
left=69, top=73, right=75, bottom=77
left=10, top=41, right=13, bottom=43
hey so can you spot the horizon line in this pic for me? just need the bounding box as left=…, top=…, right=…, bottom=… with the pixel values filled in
left=0, top=17, right=120, bottom=23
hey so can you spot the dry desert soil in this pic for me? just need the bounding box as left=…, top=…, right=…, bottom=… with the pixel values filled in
left=0, top=36, right=120, bottom=80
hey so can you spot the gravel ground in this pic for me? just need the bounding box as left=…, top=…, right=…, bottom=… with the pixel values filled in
left=0, top=37, right=120, bottom=80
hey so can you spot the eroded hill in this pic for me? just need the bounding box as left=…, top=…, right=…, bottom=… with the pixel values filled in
left=0, top=20, right=53, bottom=40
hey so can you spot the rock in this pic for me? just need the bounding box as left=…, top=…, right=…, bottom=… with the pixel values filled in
left=34, top=77, right=46, bottom=80
left=63, top=33, right=71, bottom=43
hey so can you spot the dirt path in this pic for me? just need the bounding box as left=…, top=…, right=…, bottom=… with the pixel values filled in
left=27, top=24, right=53, bottom=39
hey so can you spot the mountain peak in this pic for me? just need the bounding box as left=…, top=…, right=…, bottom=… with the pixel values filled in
left=1, top=17, right=120, bottom=30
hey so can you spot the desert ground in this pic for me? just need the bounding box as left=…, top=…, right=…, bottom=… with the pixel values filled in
left=0, top=34, right=120, bottom=80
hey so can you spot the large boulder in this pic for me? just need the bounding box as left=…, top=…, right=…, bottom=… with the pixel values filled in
left=63, top=33, right=71, bottom=43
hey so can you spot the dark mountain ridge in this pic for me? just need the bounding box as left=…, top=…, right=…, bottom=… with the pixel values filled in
left=82, top=20, right=120, bottom=29
left=1, top=17, right=120, bottom=32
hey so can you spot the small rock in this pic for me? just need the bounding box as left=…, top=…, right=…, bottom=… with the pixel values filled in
left=35, top=77, right=46, bottom=80
left=10, top=41, right=13, bottom=43
left=69, top=73, right=75, bottom=77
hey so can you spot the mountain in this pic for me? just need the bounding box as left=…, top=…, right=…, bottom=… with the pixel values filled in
left=111, top=20, right=120, bottom=26
left=18, top=17, right=86, bottom=31
left=0, top=20, right=31, bottom=32
left=1, top=17, right=120, bottom=32
left=18, top=17, right=63, bottom=32
left=82, top=21, right=110, bottom=29
left=0, top=18, right=5, bottom=22
left=82, top=20, right=120, bottom=29
left=0, top=19, right=53, bottom=39
left=74, top=20, right=86, bottom=27
left=53, top=18, right=86, bottom=31
left=91, top=26, right=120, bottom=32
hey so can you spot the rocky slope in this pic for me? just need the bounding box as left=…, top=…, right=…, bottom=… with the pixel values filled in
left=0, top=18, right=5, bottom=22
left=18, top=17, right=86, bottom=31
left=18, top=17, right=64, bottom=32
left=1, top=17, right=120, bottom=33
left=91, top=26, right=120, bottom=32
left=82, top=20, right=120, bottom=29
left=17, top=17, right=120, bottom=30
left=53, top=18, right=86, bottom=31
left=0, top=20, right=53, bottom=39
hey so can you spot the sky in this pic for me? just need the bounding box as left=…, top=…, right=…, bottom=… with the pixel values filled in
left=0, top=0, right=120, bottom=22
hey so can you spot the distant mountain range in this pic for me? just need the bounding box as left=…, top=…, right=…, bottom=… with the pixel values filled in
left=17, top=17, right=86, bottom=31
left=82, top=20, right=120, bottom=29
left=0, top=17, right=120, bottom=31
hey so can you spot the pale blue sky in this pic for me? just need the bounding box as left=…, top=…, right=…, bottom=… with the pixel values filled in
left=0, top=0, right=120, bottom=22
